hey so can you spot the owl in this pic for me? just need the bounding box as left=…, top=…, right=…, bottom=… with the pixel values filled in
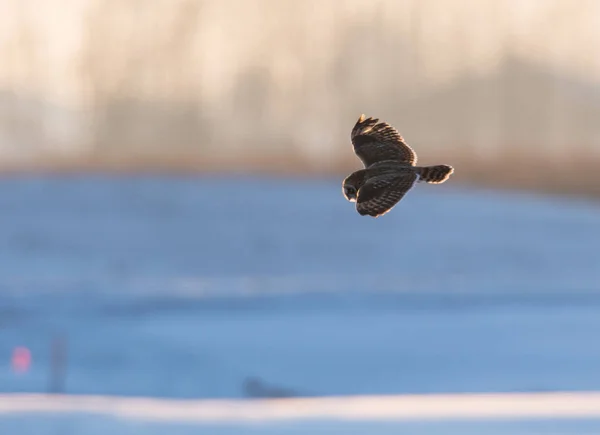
left=342, top=115, right=454, bottom=217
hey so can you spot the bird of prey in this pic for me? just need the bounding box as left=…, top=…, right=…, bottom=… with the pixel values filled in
left=342, top=114, right=454, bottom=217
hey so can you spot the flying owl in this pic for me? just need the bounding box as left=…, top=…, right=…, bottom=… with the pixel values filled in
left=342, top=115, right=454, bottom=217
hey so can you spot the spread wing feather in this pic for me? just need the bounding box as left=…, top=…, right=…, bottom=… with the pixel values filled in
left=350, top=114, right=417, bottom=167
left=356, top=172, right=417, bottom=217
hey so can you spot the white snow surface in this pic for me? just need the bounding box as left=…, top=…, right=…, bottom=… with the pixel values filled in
left=1, top=176, right=600, bottom=434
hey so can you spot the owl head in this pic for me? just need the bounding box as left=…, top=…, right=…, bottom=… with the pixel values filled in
left=342, top=170, right=367, bottom=202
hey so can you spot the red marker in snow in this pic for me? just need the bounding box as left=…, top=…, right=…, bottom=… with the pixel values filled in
left=11, top=347, right=31, bottom=373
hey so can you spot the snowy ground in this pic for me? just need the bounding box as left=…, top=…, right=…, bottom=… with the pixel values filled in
left=0, top=176, right=599, bottom=432
left=2, top=393, right=600, bottom=435
left=4, top=414, right=600, bottom=435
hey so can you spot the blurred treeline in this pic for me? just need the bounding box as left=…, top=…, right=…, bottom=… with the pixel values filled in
left=1, top=0, right=599, bottom=195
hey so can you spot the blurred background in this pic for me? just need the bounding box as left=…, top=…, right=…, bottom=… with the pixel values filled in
left=1, top=0, right=600, bottom=434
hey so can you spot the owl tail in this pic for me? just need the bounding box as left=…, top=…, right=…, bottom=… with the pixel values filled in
left=416, top=165, right=454, bottom=184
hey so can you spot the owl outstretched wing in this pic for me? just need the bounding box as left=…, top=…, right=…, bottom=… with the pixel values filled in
left=356, top=172, right=417, bottom=217
left=350, top=115, right=418, bottom=167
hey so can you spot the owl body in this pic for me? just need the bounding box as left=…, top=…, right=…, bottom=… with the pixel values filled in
left=342, top=115, right=454, bottom=217
left=343, top=162, right=416, bottom=202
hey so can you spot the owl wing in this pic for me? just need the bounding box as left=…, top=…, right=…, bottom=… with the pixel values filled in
left=351, top=115, right=418, bottom=167
left=356, top=172, right=417, bottom=217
